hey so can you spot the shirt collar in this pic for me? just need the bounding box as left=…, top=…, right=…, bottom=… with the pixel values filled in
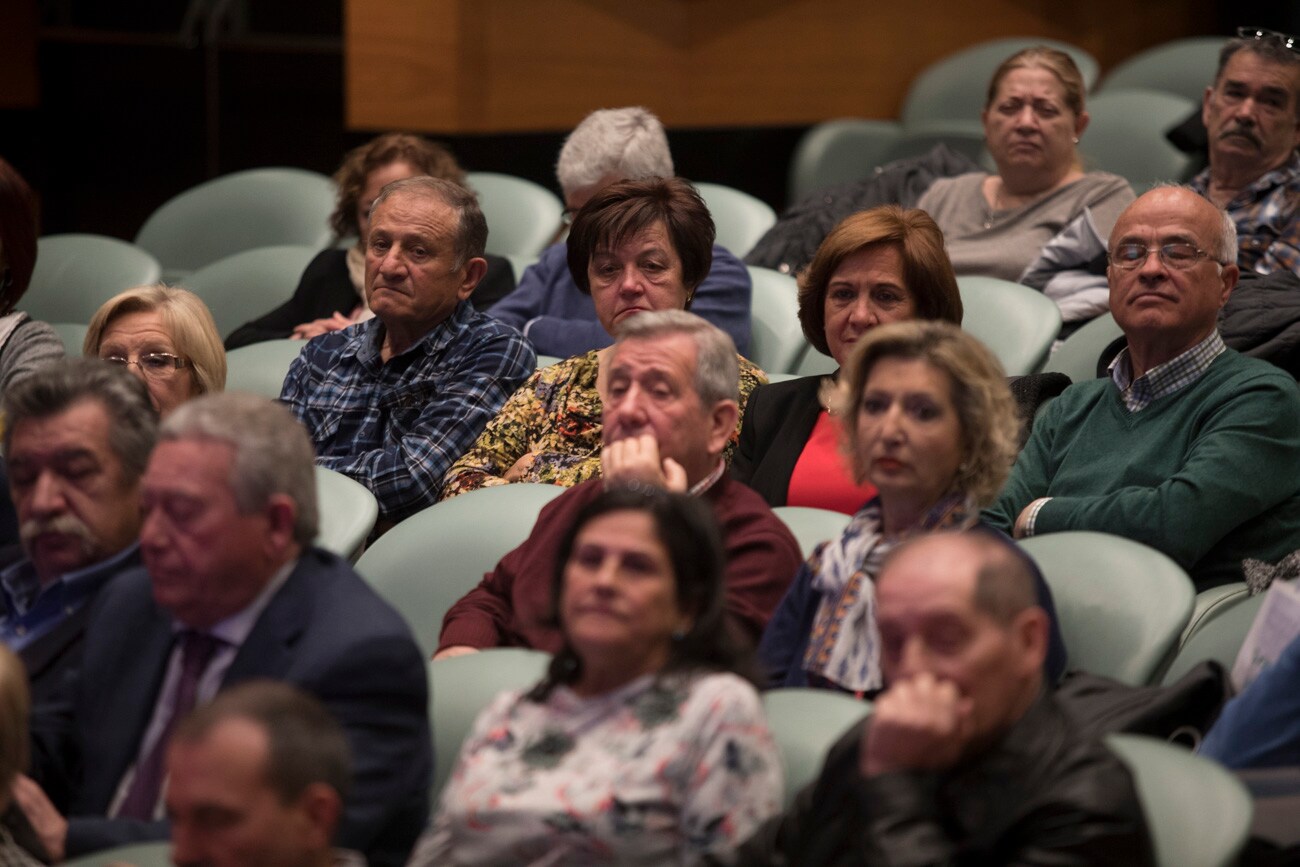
left=354, top=299, right=473, bottom=370
left=1192, top=151, right=1300, bottom=199
left=688, top=460, right=727, bottom=497
left=1108, top=329, right=1226, bottom=412
left=174, top=558, right=297, bottom=647
left=0, top=541, right=140, bottom=616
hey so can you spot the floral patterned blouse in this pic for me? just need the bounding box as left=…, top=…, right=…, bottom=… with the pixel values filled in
left=410, top=671, right=783, bottom=866
left=439, top=350, right=767, bottom=500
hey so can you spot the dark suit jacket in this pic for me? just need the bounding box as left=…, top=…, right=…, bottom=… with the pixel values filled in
left=730, top=375, right=828, bottom=508
left=0, top=545, right=142, bottom=708
left=31, top=547, right=432, bottom=867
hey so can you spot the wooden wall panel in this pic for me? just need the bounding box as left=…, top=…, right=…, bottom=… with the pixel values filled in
left=346, top=0, right=1215, bottom=133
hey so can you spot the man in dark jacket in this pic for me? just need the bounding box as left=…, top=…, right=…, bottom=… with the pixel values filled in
left=734, top=530, right=1155, bottom=866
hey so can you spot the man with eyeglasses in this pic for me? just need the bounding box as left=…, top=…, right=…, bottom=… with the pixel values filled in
left=985, top=186, right=1300, bottom=590
left=0, top=360, right=156, bottom=704
left=1190, top=27, right=1300, bottom=275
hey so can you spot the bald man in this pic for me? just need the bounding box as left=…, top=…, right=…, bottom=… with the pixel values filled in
left=986, top=185, right=1300, bottom=589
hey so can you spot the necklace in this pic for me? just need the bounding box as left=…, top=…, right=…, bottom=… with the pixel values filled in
left=983, top=181, right=1004, bottom=230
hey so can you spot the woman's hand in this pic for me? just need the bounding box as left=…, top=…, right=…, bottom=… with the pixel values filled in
left=292, top=311, right=354, bottom=340
left=433, top=646, right=480, bottom=661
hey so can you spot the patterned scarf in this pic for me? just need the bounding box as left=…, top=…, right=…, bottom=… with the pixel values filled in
left=802, top=493, right=977, bottom=692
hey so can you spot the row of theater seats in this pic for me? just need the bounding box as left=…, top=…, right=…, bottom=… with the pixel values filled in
left=790, top=34, right=1224, bottom=202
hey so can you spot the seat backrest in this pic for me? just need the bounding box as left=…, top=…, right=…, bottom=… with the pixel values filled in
left=1079, top=89, right=1198, bottom=190
left=134, top=167, right=335, bottom=279
left=466, top=171, right=564, bottom=259
left=182, top=244, right=321, bottom=337
left=313, top=466, right=379, bottom=562
left=50, top=321, right=89, bottom=355
left=693, top=182, right=777, bottom=259
left=791, top=345, right=838, bottom=377
left=224, top=338, right=306, bottom=399
left=27, top=234, right=163, bottom=324
left=63, top=841, right=173, bottom=866
left=1096, top=37, right=1227, bottom=102
left=1106, top=734, right=1253, bottom=867
left=428, top=648, right=553, bottom=801
left=787, top=118, right=903, bottom=205
left=957, top=275, right=1062, bottom=376
left=354, top=483, right=566, bottom=656
left=901, top=38, right=1099, bottom=129
left=762, top=687, right=871, bottom=808
left=1042, top=312, right=1122, bottom=383
left=1162, top=584, right=1264, bottom=685
left=1019, top=532, right=1195, bottom=685
left=746, top=266, right=808, bottom=374
left=773, top=506, right=851, bottom=558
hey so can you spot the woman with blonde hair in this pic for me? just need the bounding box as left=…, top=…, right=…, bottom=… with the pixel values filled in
left=757, top=321, right=1066, bottom=692
left=85, top=284, right=225, bottom=417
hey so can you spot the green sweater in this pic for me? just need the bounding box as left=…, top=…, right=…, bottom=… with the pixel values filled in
left=985, top=349, right=1300, bottom=590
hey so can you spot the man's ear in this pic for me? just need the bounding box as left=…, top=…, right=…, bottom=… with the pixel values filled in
left=458, top=257, right=488, bottom=299
left=705, top=400, right=739, bottom=459
left=263, top=494, right=299, bottom=554
left=1219, top=262, right=1240, bottom=308
left=1012, top=607, right=1049, bottom=678
left=295, top=783, right=343, bottom=850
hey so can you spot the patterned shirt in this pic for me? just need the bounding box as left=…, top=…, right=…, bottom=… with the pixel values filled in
left=281, top=300, right=535, bottom=522
left=1190, top=152, right=1300, bottom=276
left=1025, top=329, right=1226, bottom=536
left=410, top=671, right=782, bottom=866
left=1108, top=329, right=1226, bottom=413
left=0, top=543, right=138, bottom=651
left=439, top=350, right=768, bottom=500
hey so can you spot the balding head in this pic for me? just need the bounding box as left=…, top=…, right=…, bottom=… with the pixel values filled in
left=1106, top=186, right=1239, bottom=376
left=876, top=531, right=1048, bottom=750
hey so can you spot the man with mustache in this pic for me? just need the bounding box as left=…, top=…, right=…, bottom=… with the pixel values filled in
left=986, top=186, right=1300, bottom=590
left=1190, top=29, right=1300, bottom=275
left=0, top=360, right=156, bottom=704
left=435, top=310, right=800, bottom=658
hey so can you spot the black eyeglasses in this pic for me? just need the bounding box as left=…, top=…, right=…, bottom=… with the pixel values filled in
left=1109, top=242, right=1226, bottom=271
left=1238, top=27, right=1300, bottom=54
left=104, top=352, right=189, bottom=379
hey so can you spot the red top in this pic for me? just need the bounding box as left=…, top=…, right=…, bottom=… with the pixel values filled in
left=786, top=410, right=877, bottom=515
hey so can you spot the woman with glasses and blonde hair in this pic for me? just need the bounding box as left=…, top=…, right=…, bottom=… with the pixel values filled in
left=84, top=284, right=226, bottom=417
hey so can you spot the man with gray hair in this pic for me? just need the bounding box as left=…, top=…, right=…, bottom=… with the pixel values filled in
left=1190, top=27, right=1300, bottom=275
left=19, top=393, right=431, bottom=867
left=437, top=310, right=799, bottom=657
left=0, top=359, right=156, bottom=704
left=489, top=107, right=754, bottom=356
left=281, top=175, right=535, bottom=523
left=986, top=185, right=1300, bottom=589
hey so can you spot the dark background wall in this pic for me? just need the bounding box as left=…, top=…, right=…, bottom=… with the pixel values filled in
left=0, top=0, right=1292, bottom=240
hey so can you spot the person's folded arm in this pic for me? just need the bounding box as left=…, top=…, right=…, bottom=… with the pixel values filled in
left=1032, top=374, right=1300, bottom=571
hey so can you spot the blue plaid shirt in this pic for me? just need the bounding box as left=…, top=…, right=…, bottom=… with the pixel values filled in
left=281, top=300, right=535, bottom=522
left=1191, top=152, right=1300, bottom=276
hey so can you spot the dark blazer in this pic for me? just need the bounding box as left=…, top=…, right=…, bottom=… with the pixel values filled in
left=730, top=375, right=829, bottom=508
left=0, top=544, right=142, bottom=708
left=32, top=547, right=432, bottom=867
left=225, top=247, right=518, bottom=350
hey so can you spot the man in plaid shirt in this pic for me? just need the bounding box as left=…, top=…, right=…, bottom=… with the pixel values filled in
left=281, top=177, right=535, bottom=524
left=1190, top=29, right=1300, bottom=275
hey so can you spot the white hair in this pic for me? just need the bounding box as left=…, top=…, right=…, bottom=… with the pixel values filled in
left=555, top=107, right=674, bottom=197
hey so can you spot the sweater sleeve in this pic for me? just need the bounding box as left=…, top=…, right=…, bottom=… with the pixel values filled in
left=0, top=318, right=65, bottom=393
left=980, top=395, right=1064, bottom=533
left=1033, top=371, right=1300, bottom=571
left=687, top=245, right=753, bottom=356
